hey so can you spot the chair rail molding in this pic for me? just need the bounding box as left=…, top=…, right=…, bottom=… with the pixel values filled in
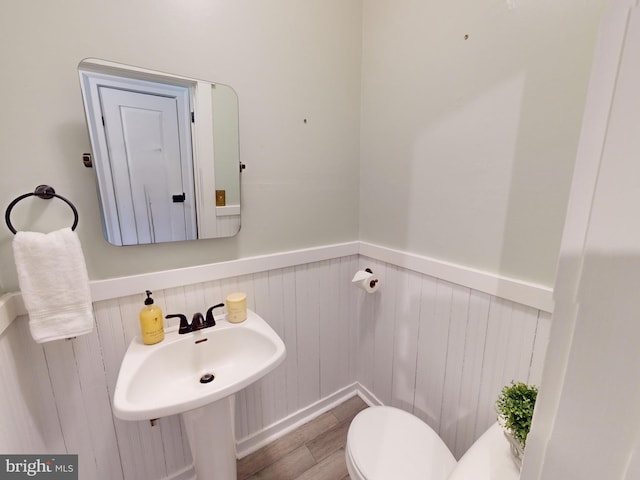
left=0, top=241, right=553, bottom=336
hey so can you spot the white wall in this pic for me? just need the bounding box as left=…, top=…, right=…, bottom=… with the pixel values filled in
left=359, top=0, right=606, bottom=287
left=523, top=1, right=640, bottom=479
left=0, top=0, right=362, bottom=293
left=0, top=0, right=606, bottom=294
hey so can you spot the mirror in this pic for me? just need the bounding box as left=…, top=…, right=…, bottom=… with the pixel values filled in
left=78, top=58, right=241, bottom=246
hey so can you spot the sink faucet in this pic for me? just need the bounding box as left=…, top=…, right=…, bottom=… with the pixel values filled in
left=167, top=303, right=225, bottom=334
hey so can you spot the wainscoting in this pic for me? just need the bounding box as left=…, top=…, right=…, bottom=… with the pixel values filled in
left=355, top=256, right=550, bottom=459
left=0, top=246, right=551, bottom=479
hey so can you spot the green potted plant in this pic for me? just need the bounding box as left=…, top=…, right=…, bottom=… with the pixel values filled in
left=496, top=382, right=538, bottom=469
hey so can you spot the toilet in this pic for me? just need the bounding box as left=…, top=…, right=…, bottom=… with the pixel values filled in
left=345, top=406, right=520, bottom=480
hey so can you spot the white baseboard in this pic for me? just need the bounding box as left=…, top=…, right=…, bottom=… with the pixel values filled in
left=352, top=382, right=383, bottom=408
left=165, top=465, right=195, bottom=480
left=235, top=382, right=380, bottom=458
left=164, top=382, right=378, bottom=479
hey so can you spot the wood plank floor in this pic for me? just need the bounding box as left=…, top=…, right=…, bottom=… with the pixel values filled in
left=237, top=395, right=368, bottom=480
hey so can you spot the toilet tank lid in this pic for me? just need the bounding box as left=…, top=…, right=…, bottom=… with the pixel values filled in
left=347, top=406, right=456, bottom=480
left=447, top=423, right=520, bottom=480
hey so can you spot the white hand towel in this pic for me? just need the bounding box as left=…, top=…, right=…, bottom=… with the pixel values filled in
left=13, top=227, right=94, bottom=343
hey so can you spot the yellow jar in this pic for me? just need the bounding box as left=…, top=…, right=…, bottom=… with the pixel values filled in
left=226, top=292, right=247, bottom=323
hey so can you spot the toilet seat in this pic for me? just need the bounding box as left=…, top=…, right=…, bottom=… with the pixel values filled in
left=346, top=406, right=457, bottom=480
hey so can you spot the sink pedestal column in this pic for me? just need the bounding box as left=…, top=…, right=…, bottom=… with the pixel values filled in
left=181, top=396, right=236, bottom=480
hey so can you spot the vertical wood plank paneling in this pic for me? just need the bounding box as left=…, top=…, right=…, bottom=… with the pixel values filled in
left=184, top=282, right=207, bottom=315
left=432, top=280, right=455, bottom=434
left=93, top=299, right=133, bottom=476
left=118, top=295, right=144, bottom=342
left=317, top=260, right=333, bottom=398
left=234, top=379, right=249, bottom=439
left=252, top=271, right=278, bottom=430
left=1, top=253, right=549, bottom=479
left=93, top=299, right=127, bottom=393
left=475, top=298, right=539, bottom=440
left=72, top=327, right=123, bottom=479
left=159, top=415, right=188, bottom=476
left=390, top=269, right=421, bottom=412
left=0, top=317, right=64, bottom=453
left=509, top=304, right=539, bottom=383
left=0, top=323, right=29, bottom=452
left=373, top=262, right=396, bottom=406
left=94, top=299, right=142, bottom=478
left=359, top=268, right=549, bottom=459
left=244, top=380, right=263, bottom=438
left=129, top=420, right=169, bottom=480
left=414, top=277, right=451, bottom=431
left=497, top=303, right=521, bottom=388
left=237, top=274, right=256, bottom=312
left=295, top=264, right=321, bottom=407
left=332, top=257, right=350, bottom=392
left=319, top=259, right=345, bottom=397
left=262, top=269, right=290, bottom=424
left=281, top=266, right=300, bottom=415
left=343, top=256, right=360, bottom=385
left=203, top=279, right=225, bottom=309
left=453, top=290, right=490, bottom=458
left=42, top=339, right=100, bottom=479
left=528, top=311, right=552, bottom=385
left=354, top=259, right=376, bottom=394
left=439, top=284, right=471, bottom=449
left=474, top=297, right=511, bottom=438
left=412, top=275, right=436, bottom=421
left=236, top=273, right=263, bottom=436
left=162, top=287, right=188, bottom=329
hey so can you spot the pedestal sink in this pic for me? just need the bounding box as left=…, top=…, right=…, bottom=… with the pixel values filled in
left=113, top=309, right=286, bottom=479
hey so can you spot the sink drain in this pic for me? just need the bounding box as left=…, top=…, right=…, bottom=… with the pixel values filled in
left=199, top=373, right=215, bottom=384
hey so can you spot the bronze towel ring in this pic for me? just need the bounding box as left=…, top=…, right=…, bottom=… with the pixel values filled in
left=5, top=185, right=79, bottom=234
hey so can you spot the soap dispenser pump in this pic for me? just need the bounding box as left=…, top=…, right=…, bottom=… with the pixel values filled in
left=140, top=290, right=165, bottom=345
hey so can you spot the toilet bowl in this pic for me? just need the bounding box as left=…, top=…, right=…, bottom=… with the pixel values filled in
left=345, top=406, right=520, bottom=480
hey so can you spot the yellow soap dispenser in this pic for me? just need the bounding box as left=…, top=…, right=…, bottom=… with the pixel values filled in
left=140, top=290, right=164, bottom=345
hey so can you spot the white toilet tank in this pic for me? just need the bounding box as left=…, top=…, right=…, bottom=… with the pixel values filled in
left=447, top=422, right=520, bottom=480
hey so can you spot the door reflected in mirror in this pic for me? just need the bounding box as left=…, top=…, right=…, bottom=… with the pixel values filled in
left=78, top=58, right=241, bottom=246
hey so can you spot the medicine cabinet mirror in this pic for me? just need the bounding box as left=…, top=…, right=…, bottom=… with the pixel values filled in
left=78, top=58, right=241, bottom=246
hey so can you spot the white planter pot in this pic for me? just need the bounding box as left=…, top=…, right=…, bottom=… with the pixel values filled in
left=503, top=430, right=524, bottom=470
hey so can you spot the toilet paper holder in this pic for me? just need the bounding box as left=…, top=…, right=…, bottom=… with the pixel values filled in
left=352, top=268, right=380, bottom=293
left=364, top=268, right=378, bottom=289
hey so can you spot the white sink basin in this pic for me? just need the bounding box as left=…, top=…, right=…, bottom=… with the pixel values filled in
left=113, top=309, right=286, bottom=421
